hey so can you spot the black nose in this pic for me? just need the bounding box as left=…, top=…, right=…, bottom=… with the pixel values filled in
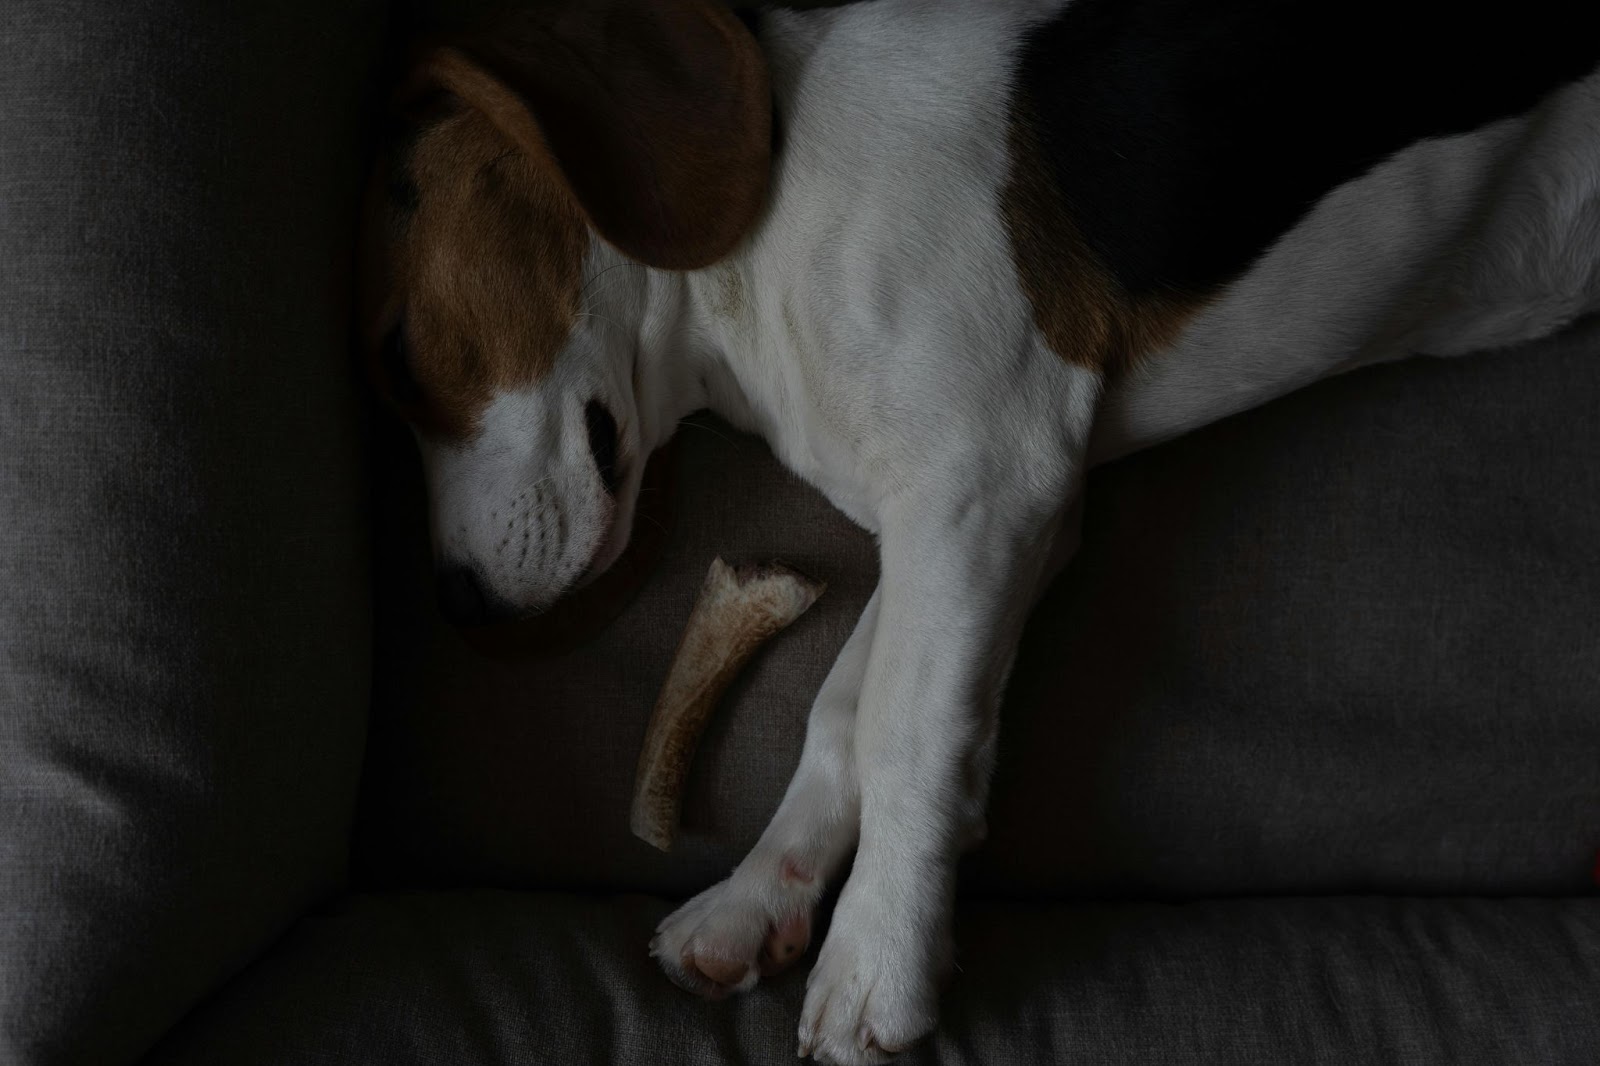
left=435, top=566, right=507, bottom=627
left=585, top=399, right=621, bottom=495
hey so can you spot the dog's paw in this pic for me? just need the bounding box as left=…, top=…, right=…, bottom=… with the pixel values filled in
left=651, top=872, right=815, bottom=999
left=796, top=886, right=946, bottom=1064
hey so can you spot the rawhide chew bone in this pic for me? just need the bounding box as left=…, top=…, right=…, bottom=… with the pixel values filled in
left=630, top=557, right=825, bottom=851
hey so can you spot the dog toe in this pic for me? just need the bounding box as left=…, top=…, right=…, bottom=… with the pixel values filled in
left=760, top=909, right=812, bottom=975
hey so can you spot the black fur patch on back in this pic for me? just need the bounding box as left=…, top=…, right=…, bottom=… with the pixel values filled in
left=1014, top=0, right=1600, bottom=297
left=732, top=6, right=763, bottom=38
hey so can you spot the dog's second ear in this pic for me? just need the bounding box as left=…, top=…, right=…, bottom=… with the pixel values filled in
left=415, top=0, right=771, bottom=271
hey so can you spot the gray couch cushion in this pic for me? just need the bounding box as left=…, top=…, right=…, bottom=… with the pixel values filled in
left=0, top=5, right=381, bottom=1064
left=356, top=318, right=1600, bottom=900
left=144, top=890, right=1600, bottom=1065
left=978, top=316, right=1600, bottom=899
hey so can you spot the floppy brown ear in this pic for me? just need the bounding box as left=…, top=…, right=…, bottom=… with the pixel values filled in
left=415, top=0, right=771, bottom=271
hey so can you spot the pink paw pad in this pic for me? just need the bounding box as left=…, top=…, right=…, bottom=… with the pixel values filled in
left=759, top=909, right=812, bottom=975
left=688, top=953, right=751, bottom=993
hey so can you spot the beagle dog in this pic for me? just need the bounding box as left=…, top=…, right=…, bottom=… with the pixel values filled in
left=362, top=1, right=1600, bottom=1061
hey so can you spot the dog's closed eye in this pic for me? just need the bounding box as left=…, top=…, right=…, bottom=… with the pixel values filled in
left=380, top=319, right=424, bottom=409
left=585, top=399, right=621, bottom=496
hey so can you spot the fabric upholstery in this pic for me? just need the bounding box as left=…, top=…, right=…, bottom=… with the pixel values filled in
left=0, top=5, right=382, bottom=1064
left=145, top=890, right=1600, bottom=1065
left=356, top=317, right=1600, bottom=900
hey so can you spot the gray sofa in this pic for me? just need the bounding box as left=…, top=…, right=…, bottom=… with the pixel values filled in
left=2, top=4, right=1597, bottom=1064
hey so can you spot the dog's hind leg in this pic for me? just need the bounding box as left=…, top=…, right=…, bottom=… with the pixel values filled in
left=650, top=588, right=878, bottom=998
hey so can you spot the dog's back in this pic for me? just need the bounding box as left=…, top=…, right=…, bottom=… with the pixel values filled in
left=1061, top=0, right=1600, bottom=455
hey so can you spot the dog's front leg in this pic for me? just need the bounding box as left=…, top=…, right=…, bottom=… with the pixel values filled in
left=798, top=490, right=1067, bottom=1064
left=652, top=589, right=879, bottom=997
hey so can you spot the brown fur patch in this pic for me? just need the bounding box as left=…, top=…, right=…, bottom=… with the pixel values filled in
left=711, top=263, right=747, bottom=323
left=1001, top=106, right=1198, bottom=376
left=450, top=0, right=772, bottom=271
left=361, top=1, right=771, bottom=438
left=381, top=100, right=587, bottom=438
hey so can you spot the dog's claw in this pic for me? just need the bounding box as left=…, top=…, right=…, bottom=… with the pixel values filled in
left=798, top=1020, right=817, bottom=1059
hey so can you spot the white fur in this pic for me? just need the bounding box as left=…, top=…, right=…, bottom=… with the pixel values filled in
left=419, top=2, right=1600, bottom=1061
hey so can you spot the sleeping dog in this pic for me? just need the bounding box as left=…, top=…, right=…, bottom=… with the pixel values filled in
left=361, top=1, right=1600, bottom=1061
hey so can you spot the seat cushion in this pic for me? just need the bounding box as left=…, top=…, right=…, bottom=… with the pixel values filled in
left=0, top=4, right=382, bottom=1064
left=355, top=318, right=1600, bottom=900
left=144, top=890, right=1600, bottom=1065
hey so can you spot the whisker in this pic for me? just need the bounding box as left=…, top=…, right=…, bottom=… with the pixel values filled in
left=519, top=474, right=561, bottom=495
left=675, top=419, right=739, bottom=447
left=578, top=260, right=644, bottom=300
left=574, top=311, right=627, bottom=334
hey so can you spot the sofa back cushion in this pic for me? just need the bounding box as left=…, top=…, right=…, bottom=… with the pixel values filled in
left=0, top=5, right=381, bottom=1063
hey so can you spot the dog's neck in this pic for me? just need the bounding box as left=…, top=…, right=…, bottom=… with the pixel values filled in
left=616, top=243, right=778, bottom=459
left=611, top=10, right=830, bottom=466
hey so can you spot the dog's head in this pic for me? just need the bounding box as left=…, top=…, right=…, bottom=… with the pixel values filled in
left=361, top=1, right=769, bottom=624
